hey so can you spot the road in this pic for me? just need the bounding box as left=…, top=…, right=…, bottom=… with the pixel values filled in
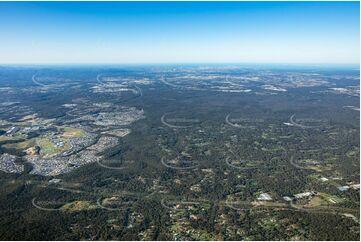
left=29, top=180, right=359, bottom=222
left=96, top=159, right=128, bottom=170
left=32, top=75, right=46, bottom=87
left=225, top=113, right=250, bottom=128
left=160, top=157, right=199, bottom=170
left=160, top=114, right=193, bottom=129
left=289, top=114, right=321, bottom=129
left=289, top=155, right=311, bottom=170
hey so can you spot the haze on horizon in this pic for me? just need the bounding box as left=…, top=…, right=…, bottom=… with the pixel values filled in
left=0, top=1, right=359, bottom=65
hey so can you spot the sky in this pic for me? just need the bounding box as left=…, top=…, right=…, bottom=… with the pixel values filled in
left=0, top=1, right=359, bottom=64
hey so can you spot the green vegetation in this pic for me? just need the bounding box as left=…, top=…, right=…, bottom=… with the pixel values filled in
left=0, top=66, right=359, bottom=240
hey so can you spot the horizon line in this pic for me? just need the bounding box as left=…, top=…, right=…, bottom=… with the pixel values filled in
left=0, top=62, right=359, bottom=66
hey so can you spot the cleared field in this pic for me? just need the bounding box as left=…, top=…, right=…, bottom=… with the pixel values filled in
left=0, top=136, right=16, bottom=142
left=61, top=200, right=96, bottom=212
left=36, top=138, right=63, bottom=157
left=304, top=196, right=328, bottom=208
left=3, top=139, right=35, bottom=150
left=61, top=127, right=85, bottom=138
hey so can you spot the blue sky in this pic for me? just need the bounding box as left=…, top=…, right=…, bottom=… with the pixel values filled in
left=0, top=1, right=359, bottom=64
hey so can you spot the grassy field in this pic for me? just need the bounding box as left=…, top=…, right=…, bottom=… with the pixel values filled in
left=61, top=127, right=85, bottom=138
left=36, top=138, right=63, bottom=157
left=304, top=193, right=344, bottom=208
